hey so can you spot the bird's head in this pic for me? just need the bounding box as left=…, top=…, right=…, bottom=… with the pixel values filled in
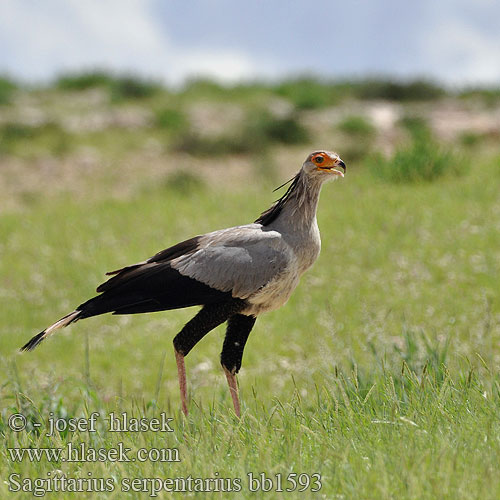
left=302, top=150, right=346, bottom=181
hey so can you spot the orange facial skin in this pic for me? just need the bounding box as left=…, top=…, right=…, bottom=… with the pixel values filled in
left=311, top=152, right=345, bottom=176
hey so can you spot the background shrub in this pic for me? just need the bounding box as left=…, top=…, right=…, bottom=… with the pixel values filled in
left=338, top=115, right=375, bottom=138
left=174, top=110, right=309, bottom=157
left=0, top=122, right=70, bottom=156
left=55, top=71, right=162, bottom=100
left=55, top=71, right=115, bottom=91
left=369, top=135, right=459, bottom=183
left=273, top=78, right=341, bottom=109
left=398, top=115, right=431, bottom=139
left=245, top=111, right=309, bottom=145
left=353, top=78, right=445, bottom=101
left=0, top=76, right=17, bottom=105
left=155, top=108, right=188, bottom=133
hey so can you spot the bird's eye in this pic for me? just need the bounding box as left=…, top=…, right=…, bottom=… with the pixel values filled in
left=314, top=156, right=324, bottom=164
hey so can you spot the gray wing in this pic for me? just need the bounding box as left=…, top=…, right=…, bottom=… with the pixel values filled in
left=170, top=224, right=292, bottom=299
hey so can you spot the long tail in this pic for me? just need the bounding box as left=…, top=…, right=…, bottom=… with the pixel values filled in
left=20, top=311, right=81, bottom=352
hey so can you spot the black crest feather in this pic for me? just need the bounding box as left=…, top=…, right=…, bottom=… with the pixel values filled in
left=255, top=173, right=300, bottom=226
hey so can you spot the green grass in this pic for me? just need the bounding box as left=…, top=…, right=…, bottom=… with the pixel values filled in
left=1, top=147, right=499, bottom=498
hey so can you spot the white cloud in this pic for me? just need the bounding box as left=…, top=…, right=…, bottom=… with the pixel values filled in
left=0, top=0, right=263, bottom=83
left=422, top=18, right=500, bottom=85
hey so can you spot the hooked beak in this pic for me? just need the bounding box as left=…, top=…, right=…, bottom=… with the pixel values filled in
left=323, top=158, right=346, bottom=177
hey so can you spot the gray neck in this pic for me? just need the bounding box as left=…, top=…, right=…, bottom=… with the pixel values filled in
left=270, top=171, right=323, bottom=233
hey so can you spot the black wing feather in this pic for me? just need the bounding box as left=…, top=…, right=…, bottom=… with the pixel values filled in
left=80, top=265, right=231, bottom=319
left=79, top=235, right=228, bottom=318
left=97, top=235, right=201, bottom=293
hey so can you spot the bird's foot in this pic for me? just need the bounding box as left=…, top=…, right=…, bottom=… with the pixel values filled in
left=223, top=366, right=241, bottom=418
left=174, top=349, right=189, bottom=417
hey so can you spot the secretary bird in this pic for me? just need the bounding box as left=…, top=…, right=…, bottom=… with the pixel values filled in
left=21, top=150, right=346, bottom=417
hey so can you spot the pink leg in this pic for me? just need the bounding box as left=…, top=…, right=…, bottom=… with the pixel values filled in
left=175, top=349, right=189, bottom=416
left=223, top=366, right=241, bottom=418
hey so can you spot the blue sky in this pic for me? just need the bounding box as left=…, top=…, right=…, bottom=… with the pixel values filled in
left=1, top=0, right=499, bottom=86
